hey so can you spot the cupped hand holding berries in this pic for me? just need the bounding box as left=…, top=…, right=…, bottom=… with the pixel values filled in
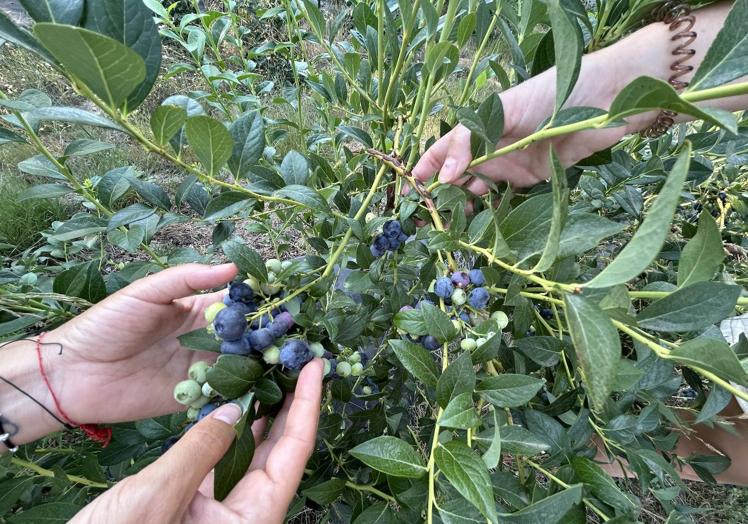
left=44, top=263, right=241, bottom=425
left=72, top=359, right=324, bottom=524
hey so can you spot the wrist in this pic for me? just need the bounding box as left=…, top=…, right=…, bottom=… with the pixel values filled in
left=0, top=336, right=66, bottom=448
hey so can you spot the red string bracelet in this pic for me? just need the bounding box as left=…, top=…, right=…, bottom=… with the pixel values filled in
left=35, top=333, right=112, bottom=447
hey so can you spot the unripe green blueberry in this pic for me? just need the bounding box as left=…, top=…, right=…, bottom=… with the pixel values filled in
left=337, top=361, right=352, bottom=377
left=365, top=212, right=377, bottom=223
left=188, top=361, right=210, bottom=384
left=476, top=337, right=487, bottom=347
left=267, top=271, right=277, bottom=283
left=261, top=282, right=282, bottom=295
left=451, top=288, right=467, bottom=306
left=202, top=382, right=217, bottom=398
left=323, top=359, right=332, bottom=376
left=266, top=258, right=282, bottom=274
left=491, top=311, right=509, bottom=329
left=348, top=352, right=361, bottom=364
left=204, top=302, right=227, bottom=323
left=461, top=338, right=477, bottom=351
left=174, top=379, right=202, bottom=406
left=281, top=260, right=292, bottom=271
left=351, top=363, right=364, bottom=376
left=187, top=407, right=200, bottom=421
left=309, top=342, right=325, bottom=358
left=263, top=346, right=280, bottom=365
left=244, top=276, right=261, bottom=292
left=362, top=385, right=373, bottom=395
left=190, top=395, right=210, bottom=409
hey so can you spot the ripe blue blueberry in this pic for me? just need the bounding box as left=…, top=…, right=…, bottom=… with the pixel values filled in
left=213, top=306, right=248, bottom=341
left=398, top=232, right=408, bottom=243
left=221, top=337, right=251, bottom=355
left=386, top=236, right=401, bottom=251
left=383, top=220, right=403, bottom=238
left=248, top=328, right=274, bottom=350
left=539, top=308, right=553, bottom=320
left=451, top=271, right=471, bottom=288
left=468, top=269, right=485, bottom=287
left=468, top=287, right=490, bottom=309
left=279, top=339, right=314, bottom=370
left=197, top=402, right=218, bottom=421
left=370, top=235, right=389, bottom=257
left=269, top=311, right=294, bottom=338
left=422, top=335, right=441, bottom=351
left=434, top=277, right=454, bottom=299
left=229, top=281, right=254, bottom=304
left=250, top=313, right=271, bottom=330
left=459, top=311, right=470, bottom=323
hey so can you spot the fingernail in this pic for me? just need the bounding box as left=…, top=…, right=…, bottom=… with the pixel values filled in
left=212, top=403, right=242, bottom=425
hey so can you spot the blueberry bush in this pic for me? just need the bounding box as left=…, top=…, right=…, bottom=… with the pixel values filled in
left=1, top=0, right=748, bottom=521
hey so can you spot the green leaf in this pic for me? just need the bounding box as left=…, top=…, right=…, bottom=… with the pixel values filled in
left=84, top=0, right=163, bottom=110
left=571, top=456, right=638, bottom=514
left=27, top=106, right=122, bottom=131
left=349, top=436, right=427, bottom=478
left=497, top=484, right=582, bottom=523
left=668, top=338, right=748, bottom=387
left=677, top=212, right=724, bottom=288
left=206, top=355, right=264, bottom=398
left=214, top=393, right=256, bottom=500
left=476, top=374, right=544, bottom=408
left=254, top=377, right=283, bottom=405
left=222, top=239, right=268, bottom=282
left=108, top=203, right=156, bottom=229
left=63, top=139, right=113, bottom=157
left=185, top=116, right=233, bottom=177
left=439, top=392, right=481, bottom=429
left=302, top=478, right=347, bottom=506
left=545, top=0, right=583, bottom=112
left=482, top=408, right=502, bottom=468
left=515, top=336, right=562, bottom=367
left=388, top=339, right=439, bottom=387
left=420, top=303, right=458, bottom=343
left=97, top=167, right=132, bottom=207
left=17, top=183, right=73, bottom=202
left=637, top=282, right=741, bottom=333
left=353, top=502, right=398, bottom=524
left=275, top=185, right=330, bottom=212
left=34, top=24, right=146, bottom=109
left=151, top=105, right=187, bottom=146
left=107, top=225, right=145, bottom=252
left=49, top=215, right=107, bottom=241
left=229, top=111, right=265, bottom=177
left=0, top=10, right=56, bottom=63
left=436, top=352, right=476, bottom=408
left=280, top=151, right=310, bottom=186
left=0, top=127, right=27, bottom=145
left=434, top=441, right=497, bottom=523
left=393, top=308, right=428, bottom=337
left=689, top=0, right=748, bottom=91
left=498, top=425, right=551, bottom=456
left=533, top=147, right=568, bottom=271
left=177, top=328, right=221, bottom=352
left=53, top=260, right=106, bottom=303
left=19, top=0, right=82, bottom=24
left=608, top=77, right=736, bottom=132
left=7, top=502, right=81, bottom=523
left=203, top=192, right=254, bottom=221
left=586, top=143, right=691, bottom=288
left=564, top=293, right=621, bottom=412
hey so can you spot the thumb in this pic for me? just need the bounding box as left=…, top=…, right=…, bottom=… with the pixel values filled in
left=137, top=403, right=243, bottom=507
left=122, top=263, right=238, bottom=305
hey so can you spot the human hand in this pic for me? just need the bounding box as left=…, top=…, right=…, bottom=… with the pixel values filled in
left=412, top=27, right=668, bottom=197
left=44, top=263, right=238, bottom=425
left=71, top=359, right=325, bottom=524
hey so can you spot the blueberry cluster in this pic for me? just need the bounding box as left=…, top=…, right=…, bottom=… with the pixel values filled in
left=370, top=220, right=408, bottom=258
left=172, top=258, right=372, bottom=428
left=433, top=268, right=489, bottom=310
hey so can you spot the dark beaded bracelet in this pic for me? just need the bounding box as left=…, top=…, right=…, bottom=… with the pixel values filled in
left=640, top=1, right=698, bottom=138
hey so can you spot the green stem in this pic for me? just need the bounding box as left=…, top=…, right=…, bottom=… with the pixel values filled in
left=345, top=481, right=396, bottom=503
left=11, top=457, right=109, bottom=489
left=525, top=459, right=611, bottom=522
left=470, top=80, right=748, bottom=167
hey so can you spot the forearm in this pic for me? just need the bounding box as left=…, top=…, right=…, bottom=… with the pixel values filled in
left=605, top=0, right=748, bottom=129
left=0, top=337, right=65, bottom=451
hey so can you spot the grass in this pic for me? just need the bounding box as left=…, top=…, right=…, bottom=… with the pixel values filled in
left=0, top=171, right=70, bottom=250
